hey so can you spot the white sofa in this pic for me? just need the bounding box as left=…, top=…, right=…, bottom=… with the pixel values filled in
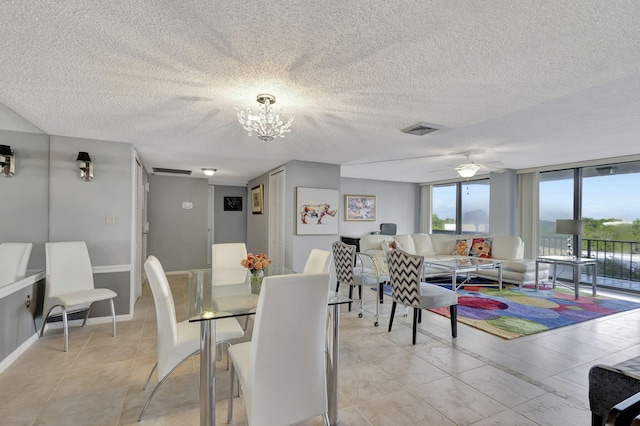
left=358, top=233, right=549, bottom=287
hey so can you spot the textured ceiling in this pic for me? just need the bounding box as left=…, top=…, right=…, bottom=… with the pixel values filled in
left=2, top=1, right=640, bottom=184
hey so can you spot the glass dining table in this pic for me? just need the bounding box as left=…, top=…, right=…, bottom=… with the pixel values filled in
left=187, top=265, right=352, bottom=426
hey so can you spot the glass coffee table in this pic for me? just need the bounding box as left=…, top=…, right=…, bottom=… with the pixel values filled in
left=423, top=258, right=503, bottom=291
left=535, top=255, right=597, bottom=299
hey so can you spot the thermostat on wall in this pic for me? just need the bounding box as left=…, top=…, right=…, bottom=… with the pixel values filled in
left=182, top=201, right=193, bottom=209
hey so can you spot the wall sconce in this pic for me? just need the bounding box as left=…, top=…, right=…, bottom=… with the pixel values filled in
left=76, top=151, right=93, bottom=181
left=0, top=145, right=15, bottom=178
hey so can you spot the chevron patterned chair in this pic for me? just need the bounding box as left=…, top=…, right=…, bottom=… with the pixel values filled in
left=332, top=241, right=364, bottom=315
left=386, top=249, right=458, bottom=344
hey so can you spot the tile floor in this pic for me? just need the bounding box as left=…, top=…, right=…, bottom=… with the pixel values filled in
left=2, top=275, right=640, bottom=426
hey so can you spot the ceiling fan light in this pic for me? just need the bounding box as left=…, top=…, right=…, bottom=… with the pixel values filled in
left=202, top=168, right=217, bottom=176
left=456, top=163, right=480, bottom=178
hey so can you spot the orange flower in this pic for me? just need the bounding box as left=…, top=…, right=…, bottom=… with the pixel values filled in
left=241, top=252, right=272, bottom=273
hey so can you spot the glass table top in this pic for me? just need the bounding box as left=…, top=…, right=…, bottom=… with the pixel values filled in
left=187, top=266, right=352, bottom=322
left=424, top=257, right=501, bottom=270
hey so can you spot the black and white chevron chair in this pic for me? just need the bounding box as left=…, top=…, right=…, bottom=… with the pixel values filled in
left=332, top=241, right=363, bottom=315
left=386, top=249, right=458, bottom=344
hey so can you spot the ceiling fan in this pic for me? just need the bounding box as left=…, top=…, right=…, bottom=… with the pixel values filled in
left=452, top=152, right=504, bottom=178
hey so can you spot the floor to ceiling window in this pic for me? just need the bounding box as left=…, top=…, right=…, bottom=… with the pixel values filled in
left=538, top=161, right=640, bottom=291
left=432, top=179, right=490, bottom=234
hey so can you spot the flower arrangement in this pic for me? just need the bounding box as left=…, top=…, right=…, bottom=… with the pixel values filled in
left=240, top=253, right=271, bottom=274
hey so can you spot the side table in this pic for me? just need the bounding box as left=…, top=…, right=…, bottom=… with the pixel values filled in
left=535, top=255, right=598, bottom=299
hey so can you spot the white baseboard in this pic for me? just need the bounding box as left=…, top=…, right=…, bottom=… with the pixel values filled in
left=0, top=333, right=38, bottom=374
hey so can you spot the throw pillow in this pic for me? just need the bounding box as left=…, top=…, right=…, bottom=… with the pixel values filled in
left=469, top=237, right=492, bottom=258
left=372, top=254, right=389, bottom=276
left=381, top=240, right=402, bottom=252
left=451, top=238, right=471, bottom=256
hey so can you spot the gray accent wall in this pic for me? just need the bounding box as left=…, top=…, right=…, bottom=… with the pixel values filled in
left=147, top=174, right=209, bottom=271
left=340, top=177, right=421, bottom=237
left=0, top=129, right=49, bottom=270
left=48, top=135, right=134, bottom=317
left=214, top=185, right=247, bottom=244
left=285, top=161, right=341, bottom=272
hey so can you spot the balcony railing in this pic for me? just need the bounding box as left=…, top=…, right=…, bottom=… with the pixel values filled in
left=539, top=236, right=640, bottom=283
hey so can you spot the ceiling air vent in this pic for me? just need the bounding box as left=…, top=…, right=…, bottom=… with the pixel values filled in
left=152, top=167, right=192, bottom=175
left=401, top=122, right=443, bottom=136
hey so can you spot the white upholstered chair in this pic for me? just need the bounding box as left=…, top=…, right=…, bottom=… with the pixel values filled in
left=211, top=242, right=247, bottom=269
left=227, top=273, right=331, bottom=426
left=386, top=249, right=458, bottom=344
left=40, top=241, right=117, bottom=352
left=302, top=248, right=333, bottom=274
left=0, top=242, right=33, bottom=286
left=139, top=255, right=245, bottom=421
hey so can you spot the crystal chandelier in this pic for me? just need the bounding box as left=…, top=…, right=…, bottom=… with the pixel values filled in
left=235, top=94, right=294, bottom=142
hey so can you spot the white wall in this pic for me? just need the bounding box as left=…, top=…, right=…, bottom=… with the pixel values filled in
left=489, top=169, right=518, bottom=236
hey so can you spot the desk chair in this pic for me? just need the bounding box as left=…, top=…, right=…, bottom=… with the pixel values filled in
left=139, top=255, right=244, bottom=421
left=386, top=249, right=458, bottom=344
left=41, top=241, right=117, bottom=352
left=227, top=273, right=330, bottom=426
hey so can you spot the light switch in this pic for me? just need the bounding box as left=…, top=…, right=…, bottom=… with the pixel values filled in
left=182, top=201, right=193, bottom=210
left=106, top=213, right=116, bottom=225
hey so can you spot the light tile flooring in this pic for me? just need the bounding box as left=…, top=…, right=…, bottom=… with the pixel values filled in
left=2, top=275, right=640, bottom=425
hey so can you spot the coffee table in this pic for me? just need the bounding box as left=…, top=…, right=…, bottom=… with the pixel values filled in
left=423, top=258, right=503, bottom=291
left=535, top=255, right=597, bottom=299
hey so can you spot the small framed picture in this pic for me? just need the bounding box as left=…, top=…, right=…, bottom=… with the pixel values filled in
left=345, top=195, right=376, bottom=221
left=251, top=184, right=264, bottom=214
left=223, top=196, right=243, bottom=211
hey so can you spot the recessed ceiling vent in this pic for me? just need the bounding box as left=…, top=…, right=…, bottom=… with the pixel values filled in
left=401, top=122, right=443, bottom=136
left=152, top=167, right=192, bottom=175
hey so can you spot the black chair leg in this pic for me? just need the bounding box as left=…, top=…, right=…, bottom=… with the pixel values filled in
left=418, top=309, right=422, bottom=324
left=412, top=308, right=419, bottom=345
left=388, top=301, right=396, bottom=332
left=450, top=305, right=458, bottom=338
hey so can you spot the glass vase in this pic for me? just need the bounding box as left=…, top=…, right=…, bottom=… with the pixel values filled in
left=250, top=269, right=264, bottom=294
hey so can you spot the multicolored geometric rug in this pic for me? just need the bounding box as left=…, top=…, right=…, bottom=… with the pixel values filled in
left=429, top=284, right=640, bottom=339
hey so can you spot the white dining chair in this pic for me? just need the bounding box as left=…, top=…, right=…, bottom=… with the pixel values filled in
left=211, top=242, right=247, bottom=269
left=139, top=255, right=245, bottom=421
left=227, top=272, right=331, bottom=426
left=40, top=241, right=117, bottom=352
left=0, top=242, right=33, bottom=286
left=302, top=248, right=333, bottom=274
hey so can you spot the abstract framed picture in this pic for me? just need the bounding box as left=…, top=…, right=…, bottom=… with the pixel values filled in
left=296, top=187, right=339, bottom=235
left=251, top=184, right=264, bottom=214
left=345, top=195, right=376, bottom=221
left=223, top=196, right=242, bottom=211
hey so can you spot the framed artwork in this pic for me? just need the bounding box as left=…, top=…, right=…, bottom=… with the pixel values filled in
left=345, top=195, right=376, bottom=221
left=223, top=196, right=242, bottom=211
left=251, top=184, right=264, bottom=214
left=296, top=187, right=339, bottom=235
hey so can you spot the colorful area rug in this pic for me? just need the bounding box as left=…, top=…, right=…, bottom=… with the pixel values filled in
left=378, top=282, right=640, bottom=339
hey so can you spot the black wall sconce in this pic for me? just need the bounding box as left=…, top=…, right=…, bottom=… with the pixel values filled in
left=77, top=151, right=93, bottom=181
left=0, top=144, right=15, bottom=178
